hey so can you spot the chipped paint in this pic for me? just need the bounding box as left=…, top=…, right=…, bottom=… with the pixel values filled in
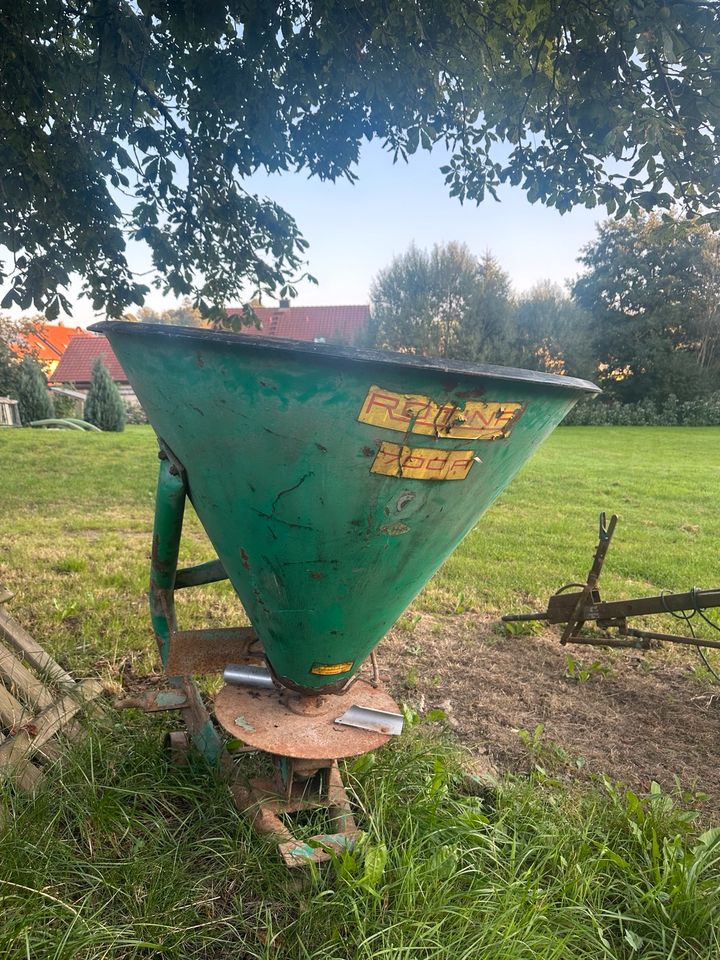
left=155, top=690, right=188, bottom=709
left=380, top=522, right=410, bottom=536
left=234, top=715, right=255, bottom=732
left=358, top=385, right=523, bottom=439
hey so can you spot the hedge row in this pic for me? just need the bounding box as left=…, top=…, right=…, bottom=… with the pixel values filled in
left=564, top=392, right=720, bottom=426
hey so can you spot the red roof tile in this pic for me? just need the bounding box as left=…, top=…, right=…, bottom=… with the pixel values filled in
left=226, top=304, right=370, bottom=343
left=50, top=335, right=127, bottom=385
left=12, top=321, right=92, bottom=363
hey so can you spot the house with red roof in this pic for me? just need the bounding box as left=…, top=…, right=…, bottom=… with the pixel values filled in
left=11, top=321, right=92, bottom=376
left=49, top=335, right=137, bottom=405
left=226, top=302, right=370, bottom=344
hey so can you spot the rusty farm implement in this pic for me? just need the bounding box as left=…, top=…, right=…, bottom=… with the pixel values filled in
left=92, top=319, right=597, bottom=865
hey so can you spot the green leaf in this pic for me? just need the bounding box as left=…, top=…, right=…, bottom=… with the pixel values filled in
left=362, top=842, right=388, bottom=890
left=624, top=929, right=644, bottom=951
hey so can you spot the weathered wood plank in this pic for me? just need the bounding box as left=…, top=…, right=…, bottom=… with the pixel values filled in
left=12, top=758, right=43, bottom=790
left=0, top=643, right=54, bottom=710
left=0, top=679, right=103, bottom=769
left=0, top=583, right=13, bottom=604
left=0, top=607, right=74, bottom=684
left=36, top=737, right=64, bottom=763
left=0, top=683, right=30, bottom=729
left=37, top=719, right=83, bottom=762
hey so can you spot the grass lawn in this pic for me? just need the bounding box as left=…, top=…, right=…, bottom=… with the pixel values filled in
left=1, top=425, right=719, bottom=958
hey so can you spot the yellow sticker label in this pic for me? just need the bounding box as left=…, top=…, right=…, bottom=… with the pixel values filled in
left=358, top=385, right=522, bottom=439
left=371, top=442, right=475, bottom=481
left=310, top=661, right=354, bottom=676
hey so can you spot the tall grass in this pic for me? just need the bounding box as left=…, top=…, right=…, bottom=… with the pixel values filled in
left=1, top=712, right=718, bottom=959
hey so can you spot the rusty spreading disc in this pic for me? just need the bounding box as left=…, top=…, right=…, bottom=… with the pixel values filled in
left=214, top=679, right=401, bottom=759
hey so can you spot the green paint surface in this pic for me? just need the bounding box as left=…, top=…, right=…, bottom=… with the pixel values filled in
left=98, top=322, right=597, bottom=692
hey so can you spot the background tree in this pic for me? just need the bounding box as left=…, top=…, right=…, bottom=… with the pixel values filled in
left=514, top=282, right=594, bottom=378
left=0, top=314, right=43, bottom=398
left=2, top=2, right=719, bottom=323
left=16, top=355, right=54, bottom=424
left=368, top=243, right=514, bottom=362
left=129, top=298, right=206, bottom=327
left=368, top=243, right=480, bottom=358
left=573, top=215, right=720, bottom=403
left=0, top=338, right=17, bottom=400
left=467, top=253, right=515, bottom=364
left=0, top=316, right=21, bottom=399
left=84, top=359, right=126, bottom=432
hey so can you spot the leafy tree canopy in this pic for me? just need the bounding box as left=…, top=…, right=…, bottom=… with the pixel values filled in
left=514, top=281, right=594, bottom=380
left=2, top=1, right=719, bottom=324
left=367, top=242, right=513, bottom=362
left=127, top=297, right=206, bottom=326
left=573, top=213, right=720, bottom=403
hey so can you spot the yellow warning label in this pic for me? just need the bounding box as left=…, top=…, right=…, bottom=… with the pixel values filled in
left=310, top=661, right=354, bottom=676
left=371, top=442, right=475, bottom=481
left=358, top=385, right=522, bottom=440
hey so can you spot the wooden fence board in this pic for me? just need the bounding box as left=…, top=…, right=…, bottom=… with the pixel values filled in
left=0, top=679, right=102, bottom=770
left=0, top=683, right=29, bottom=729
left=0, top=643, right=54, bottom=710
left=0, top=607, right=74, bottom=684
left=0, top=593, right=104, bottom=790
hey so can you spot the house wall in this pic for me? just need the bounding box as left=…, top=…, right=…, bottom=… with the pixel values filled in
left=66, top=383, right=140, bottom=406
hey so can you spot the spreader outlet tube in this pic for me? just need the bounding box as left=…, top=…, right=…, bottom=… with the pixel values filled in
left=224, top=663, right=276, bottom=689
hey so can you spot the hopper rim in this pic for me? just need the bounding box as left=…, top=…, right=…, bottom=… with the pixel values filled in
left=90, top=320, right=600, bottom=395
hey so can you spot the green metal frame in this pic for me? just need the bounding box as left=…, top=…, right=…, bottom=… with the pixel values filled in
left=148, top=451, right=226, bottom=764
left=147, top=457, right=363, bottom=862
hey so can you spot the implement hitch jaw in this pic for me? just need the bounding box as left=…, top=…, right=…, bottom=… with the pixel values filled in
left=503, top=513, right=720, bottom=651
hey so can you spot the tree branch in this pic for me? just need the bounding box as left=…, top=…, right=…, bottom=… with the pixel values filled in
left=123, top=66, right=195, bottom=230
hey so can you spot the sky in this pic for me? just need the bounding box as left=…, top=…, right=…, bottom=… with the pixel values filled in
left=33, top=138, right=604, bottom=327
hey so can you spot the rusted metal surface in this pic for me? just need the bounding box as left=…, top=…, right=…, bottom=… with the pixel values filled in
left=503, top=513, right=720, bottom=651
left=114, top=688, right=189, bottom=712
left=560, top=512, right=617, bottom=644
left=231, top=759, right=360, bottom=867
left=215, top=678, right=400, bottom=759
left=165, top=626, right=258, bottom=675
left=543, top=587, right=720, bottom=626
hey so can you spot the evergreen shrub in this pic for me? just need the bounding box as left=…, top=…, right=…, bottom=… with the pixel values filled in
left=16, top=355, right=54, bottom=424
left=84, top=359, right=125, bottom=432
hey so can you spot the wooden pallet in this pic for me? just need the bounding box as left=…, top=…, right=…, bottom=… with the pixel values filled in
left=0, top=588, right=102, bottom=790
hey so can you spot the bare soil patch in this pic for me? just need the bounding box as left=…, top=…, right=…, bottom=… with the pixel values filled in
left=381, top=612, right=720, bottom=815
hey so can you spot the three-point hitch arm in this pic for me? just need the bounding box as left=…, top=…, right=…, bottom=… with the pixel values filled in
left=502, top=513, right=720, bottom=651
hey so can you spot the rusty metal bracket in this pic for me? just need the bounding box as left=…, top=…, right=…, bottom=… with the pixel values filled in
left=559, top=512, right=617, bottom=645
left=231, top=758, right=360, bottom=867
left=114, top=689, right=189, bottom=712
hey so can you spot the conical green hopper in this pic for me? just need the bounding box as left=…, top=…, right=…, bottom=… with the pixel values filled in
left=94, top=321, right=598, bottom=693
